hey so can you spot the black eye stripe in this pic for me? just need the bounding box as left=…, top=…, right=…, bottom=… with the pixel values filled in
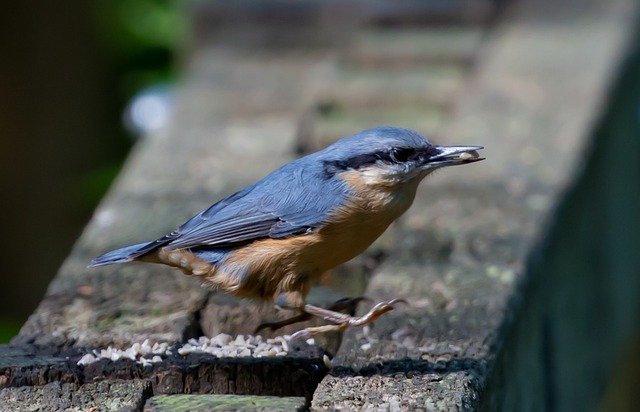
left=324, top=146, right=436, bottom=173
left=323, top=153, right=381, bottom=172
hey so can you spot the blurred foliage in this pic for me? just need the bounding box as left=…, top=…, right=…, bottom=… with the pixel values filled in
left=0, top=319, right=22, bottom=344
left=75, top=164, right=125, bottom=210
left=75, top=0, right=187, bottom=210
left=93, top=0, right=186, bottom=97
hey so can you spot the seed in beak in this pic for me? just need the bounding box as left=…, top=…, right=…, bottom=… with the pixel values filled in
left=459, top=150, right=480, bottom=160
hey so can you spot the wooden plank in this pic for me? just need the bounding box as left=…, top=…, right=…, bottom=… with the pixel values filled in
left=316, top=66, right=467, bottom=109
left=346, top=28, right=485, bottom=68
left=311, top=0, right=637, bottom=409
left=0, top=344, right=326, bottom=398
left=0, top=380, right=150, bottom=412
left=144, top=394, right=306, bottom=412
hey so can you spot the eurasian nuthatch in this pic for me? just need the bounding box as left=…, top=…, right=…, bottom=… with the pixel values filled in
left=90, top=127, right=484, bottom=337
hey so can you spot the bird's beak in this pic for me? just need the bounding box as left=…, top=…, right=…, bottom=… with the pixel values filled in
left=422, top=145, right=485, bottom=168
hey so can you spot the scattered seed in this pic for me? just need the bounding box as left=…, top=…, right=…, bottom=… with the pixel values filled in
left=76, top=332, right=316, bottom=366
left=77, top=353, right=96, bottom=366
left=360, top=343, right=372, bottom=351
left=323, top=354, right=332, bottom=369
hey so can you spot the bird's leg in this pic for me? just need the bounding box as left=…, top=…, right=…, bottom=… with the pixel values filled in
left=255, top=297, right=367, bottom=334
left=291, top=298, right=407, bottom=340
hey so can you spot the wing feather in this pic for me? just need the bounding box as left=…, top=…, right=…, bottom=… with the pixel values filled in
left=161, top=159, right=348, bottom=250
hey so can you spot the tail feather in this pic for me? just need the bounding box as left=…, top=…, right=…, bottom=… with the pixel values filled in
left=88, top=242, right=151, bottom=268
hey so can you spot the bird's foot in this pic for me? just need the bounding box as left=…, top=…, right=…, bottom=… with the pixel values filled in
left=254, top=297, right=367, bottom=334
left=291, top=298, right=407, bottom=340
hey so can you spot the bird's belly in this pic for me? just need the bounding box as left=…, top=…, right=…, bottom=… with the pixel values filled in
left=208, top=225, right=387, bottom=301
left=214, top=211, right=401, bottom=299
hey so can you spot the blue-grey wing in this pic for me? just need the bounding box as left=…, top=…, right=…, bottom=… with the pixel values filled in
left=163, top=161, right=347, bottom=250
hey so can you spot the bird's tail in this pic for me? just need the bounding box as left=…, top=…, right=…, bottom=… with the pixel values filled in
left=88, top=242, right=151, bottom=268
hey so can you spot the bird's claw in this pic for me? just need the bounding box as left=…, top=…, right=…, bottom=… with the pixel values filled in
left=254, top=296, right=369, bottom=334
left=291, top=298, right=407, bottom=339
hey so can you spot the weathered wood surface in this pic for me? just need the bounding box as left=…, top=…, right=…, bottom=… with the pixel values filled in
left=0, top=343, right=325, bottom=398
left=0, top=379, right=150, bottom=412
left=311, top=0, right=638, bottom=409
left=144, top=394, right=306, bottom=412
left=6, top=0, right=637, bottom=410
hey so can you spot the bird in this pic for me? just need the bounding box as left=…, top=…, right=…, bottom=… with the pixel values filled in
left=89, top=126, right=484, bottom=338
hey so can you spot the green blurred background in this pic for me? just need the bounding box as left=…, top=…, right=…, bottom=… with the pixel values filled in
left=0, top=0, right=186, bottom=343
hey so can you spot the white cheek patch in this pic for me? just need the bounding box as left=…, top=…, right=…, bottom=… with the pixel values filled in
left=358, top=165, right=404, bottom=186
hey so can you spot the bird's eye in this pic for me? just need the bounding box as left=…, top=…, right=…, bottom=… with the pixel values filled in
left=390, top=147, right=415, bottom=163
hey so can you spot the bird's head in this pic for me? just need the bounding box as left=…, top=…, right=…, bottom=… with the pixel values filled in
left=319, top=127, right=484, bottom=188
